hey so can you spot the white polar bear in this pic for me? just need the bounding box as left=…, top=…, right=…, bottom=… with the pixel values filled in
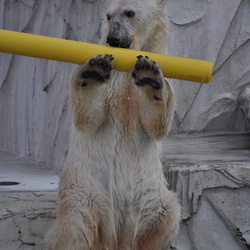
left=46, top=0, right=181, bottom=249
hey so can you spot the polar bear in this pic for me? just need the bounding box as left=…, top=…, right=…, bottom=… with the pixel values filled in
left=46, top=0, right=181, bottom=249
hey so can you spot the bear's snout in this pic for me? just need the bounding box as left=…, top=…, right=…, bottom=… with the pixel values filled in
left=106, top=21, right=132, bottom=48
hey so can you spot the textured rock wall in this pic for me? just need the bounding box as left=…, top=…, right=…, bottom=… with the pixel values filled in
left=0, top=0, right=106, bottom=170
left=162, top=134, right=250, bottom=249
left=167, top=0, right=250, bottom=134
left=0, top=0, right=249, bottom=169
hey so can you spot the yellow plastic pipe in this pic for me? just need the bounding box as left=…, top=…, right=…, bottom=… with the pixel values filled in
left=0, top=29, right=213, bottom=83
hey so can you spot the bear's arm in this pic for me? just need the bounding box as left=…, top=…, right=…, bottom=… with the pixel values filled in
left=69, top=67, right=107, bottom=133
left=139, top=78, right=175, bottom=140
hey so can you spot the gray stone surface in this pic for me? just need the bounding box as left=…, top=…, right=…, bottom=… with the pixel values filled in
left=0, top=191, right=56, bottom=250
left=0, top=0, right=106, bottom=171
left=0, top=151, right=59, bottom=192
left=162, top=134, right=250, bottom=219
left=1, top=134, right=249, bottom=249
left=162, top=134, right=250, bottom=249
left=174, top=187, right=250, bottom=250
left=0, top=152, right=57, bottom=250
left=167, top=0, right=250, bottom=135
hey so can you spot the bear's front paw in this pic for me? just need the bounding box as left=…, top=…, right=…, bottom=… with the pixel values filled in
left=78, top=54, right=114, bottom=86
left=132, top=55, right=164, bottom=90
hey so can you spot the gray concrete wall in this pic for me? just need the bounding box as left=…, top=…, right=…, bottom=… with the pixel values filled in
left=0, top=0, right=250, bottom=170
left=167, top=0, right=250, bottom=135
left=0, top=0, right=106, bottom=171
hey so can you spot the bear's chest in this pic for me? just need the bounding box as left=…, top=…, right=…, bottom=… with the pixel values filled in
left=104, top=71, right=141, bottom=133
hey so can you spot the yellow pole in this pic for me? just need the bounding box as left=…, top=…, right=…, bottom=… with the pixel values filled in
left=0, top=29, right=213, bottom=83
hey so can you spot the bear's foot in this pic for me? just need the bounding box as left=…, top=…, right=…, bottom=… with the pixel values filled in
left=132, top=55, right=164, bottom=90
left=77, top=54, right=114, bottom=87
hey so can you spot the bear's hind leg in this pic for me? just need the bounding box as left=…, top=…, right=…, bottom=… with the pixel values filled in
left=46, top=200, right=102, bottom=250
left=135, top=198, right=181, bottom=250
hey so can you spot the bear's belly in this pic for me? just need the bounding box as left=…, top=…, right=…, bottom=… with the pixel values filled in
left=60, top=125, right=170, bottom=246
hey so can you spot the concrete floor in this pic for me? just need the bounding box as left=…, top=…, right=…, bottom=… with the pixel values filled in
left=0, top=151, right=58, bottom=249
left=1, top=133, right=249, bottom=193
left=0, top=134, right=249, bottom=249
left=0, top=151, right=59, bottom=192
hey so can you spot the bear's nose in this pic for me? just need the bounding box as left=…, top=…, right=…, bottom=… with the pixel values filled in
left=107, top=35, right=131, bottom=48
left=107, top=36, right=120, bottom=47
left=106, top=21, right=131, bottom=48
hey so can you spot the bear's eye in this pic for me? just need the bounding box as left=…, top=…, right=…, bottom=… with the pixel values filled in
left=106, top=14, right=111, bottom=21
left=125, top=11, right=135, bottom=18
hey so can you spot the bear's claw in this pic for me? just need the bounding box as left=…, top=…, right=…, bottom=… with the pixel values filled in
left=79, top=54, right=114, bottom=84
left=132, top=55, right=164, bottom=90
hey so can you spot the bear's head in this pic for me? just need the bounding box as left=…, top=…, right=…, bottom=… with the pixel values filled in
left=100, top=0, right=168, bottom=53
